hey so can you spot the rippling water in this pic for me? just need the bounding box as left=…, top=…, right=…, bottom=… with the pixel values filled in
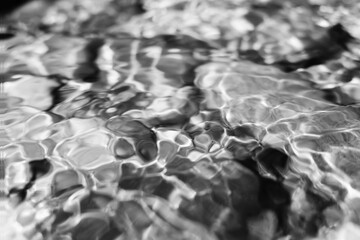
left=2, top=0, right=360, bottom=239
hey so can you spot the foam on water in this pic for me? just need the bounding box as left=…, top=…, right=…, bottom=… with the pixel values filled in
left=2, top=0, right=360, bottom=240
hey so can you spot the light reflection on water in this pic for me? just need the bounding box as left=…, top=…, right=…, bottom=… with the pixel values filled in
left=2, top=0, right=360, bottom=239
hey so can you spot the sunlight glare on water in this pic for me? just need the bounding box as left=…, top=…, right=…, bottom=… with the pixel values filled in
left=2, top=0, right=360, bottom=239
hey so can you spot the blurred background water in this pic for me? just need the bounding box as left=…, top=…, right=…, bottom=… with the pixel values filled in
left=2, top=0, right=360, bottom=239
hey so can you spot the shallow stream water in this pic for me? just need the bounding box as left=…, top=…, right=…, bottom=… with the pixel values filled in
left=2, top=0, right=360, bottom=240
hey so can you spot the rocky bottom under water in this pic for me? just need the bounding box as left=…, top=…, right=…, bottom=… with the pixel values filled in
left=2, top=0, right=360, bottom=240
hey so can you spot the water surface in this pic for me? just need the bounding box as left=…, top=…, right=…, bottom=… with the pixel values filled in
left=2, top=0, right=360, bottom=240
